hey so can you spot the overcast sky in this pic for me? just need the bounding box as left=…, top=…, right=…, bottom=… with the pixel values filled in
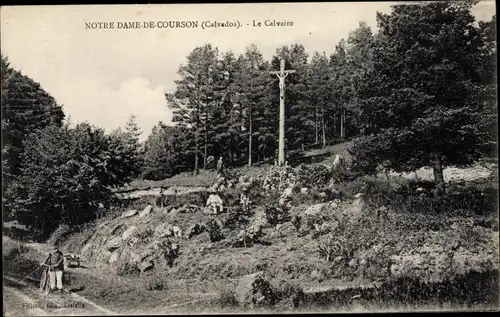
left=1, top=1, right=495, bottom=141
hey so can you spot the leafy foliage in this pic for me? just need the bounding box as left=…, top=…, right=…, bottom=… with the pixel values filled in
left=264, top=202, right=291, bottom=226
left=295, top=164, right=332, bottom=188
left=348, top=3, right=495, bottom=192
left=207, top=218, right=224, bottom=242
left=6, top=123, right=140, bottom=238
left=142, top=123, right=179, bottom=180
left=1, top=54, right=65, bottom=220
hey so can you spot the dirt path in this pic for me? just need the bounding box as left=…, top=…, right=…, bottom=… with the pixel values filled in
left=4, top=241, right=224, bottom=315
left=3, top=240, right=117, bottom=316
left=3, top=274, right=117, bottom=316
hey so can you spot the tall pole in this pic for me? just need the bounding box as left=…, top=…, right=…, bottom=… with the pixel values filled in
left=278, top=62, right=286, bottom=166
left=270, top=59, right=295, bottom=166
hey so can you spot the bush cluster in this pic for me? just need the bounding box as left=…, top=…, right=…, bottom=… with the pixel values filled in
left=264, top=202, right=291, bottom=227
left=141, top=273, right=169, bottom=291
left=295, top=164, right=332, bottom=188
left=116, top=262, right=140, bottom=276
left=207, top=218, right=224, bottom=242
left=364, top=180, right=498, bottom=216
left=304, top=270, right=498, bottom=309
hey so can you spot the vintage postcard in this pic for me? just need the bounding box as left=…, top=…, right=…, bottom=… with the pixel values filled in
left=1, top=1, right=498, bottom=315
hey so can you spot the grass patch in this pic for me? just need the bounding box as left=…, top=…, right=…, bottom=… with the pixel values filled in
left=302, top=270, right=499, bottom=311
left=2, top=236, right=45, bottom=276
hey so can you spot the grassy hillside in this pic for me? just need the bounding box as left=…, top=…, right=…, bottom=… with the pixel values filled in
left=54, top=159, right=499, bottom=312
left=4, top=144, right=498, bottom=313
left=122, top=142, right=350, bottom=191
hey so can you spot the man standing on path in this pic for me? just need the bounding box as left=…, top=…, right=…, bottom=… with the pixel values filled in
left=47, top=244, right=65, bottom=293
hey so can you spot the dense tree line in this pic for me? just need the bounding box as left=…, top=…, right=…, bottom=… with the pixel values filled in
left=2, top=55, right=143, bottom=237
left=147, top=3, right=496, bottom=182
left=159, top=22, right=381, bottom=176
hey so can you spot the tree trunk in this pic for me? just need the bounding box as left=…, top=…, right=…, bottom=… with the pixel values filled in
left=340, top=108, right=346, bottom=139
left=203, top=110, right=208, bottom=170
left=194, top=93, right=200, bottom=176
left=433, top=154, right=445, bottom=194
left=248, top=104, right=252, bottom=167
left=322, top=106, right=326, bottom=147
left=315, top=104, right=319, bottom=144
left=194, top=125, right=199, bottom=176
left=333, top=109, right=337, bottom=139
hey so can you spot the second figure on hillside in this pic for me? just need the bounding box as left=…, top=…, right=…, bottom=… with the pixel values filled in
left=206, top=190, right=224, bottom=216
left=216, top=156, right=225, bottom=177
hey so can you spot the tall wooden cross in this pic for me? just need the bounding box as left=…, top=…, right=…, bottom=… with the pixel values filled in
left=270, top=59, right=295, bottom=166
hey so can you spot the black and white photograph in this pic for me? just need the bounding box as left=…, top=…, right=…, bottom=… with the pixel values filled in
left=1, top=1, right=498, bottom=315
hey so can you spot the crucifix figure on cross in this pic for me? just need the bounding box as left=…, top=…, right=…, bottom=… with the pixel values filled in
left=270, top=59, right=296, bottom=166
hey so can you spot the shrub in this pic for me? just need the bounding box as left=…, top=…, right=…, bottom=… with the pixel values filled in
left=224, top=205, right=252, bottom=231
left=142, top=273, right=168, bottom=291
left=364, top=180, right=498, bottom=216
left=296, top=164, right=332, bottom=188
left=46, top=223, right=72, bottom=246
left=305, top=270, right=499, bottom=309
left=3, top=239, right=44, bottom=275
left=136, top=229, right=154, bottom=244
left=264, top=203, right=291, bottom=227
left=116, top=262, right=140, bottom=276
left=207, top=218, right=224, bottom=242
left=271, top=279, right=306, bottom=309
left=218, top=288, right=238, bottom=307
left=291, top=215, right=302, bottom=231
left=330, top=164, right=358, bottom=184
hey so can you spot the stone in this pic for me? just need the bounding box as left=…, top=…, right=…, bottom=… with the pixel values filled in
left=138, top=260, right=154, bottom=272
left=105, top=236, right=122, bottom=251
left=320, top=222, right=331, bottom=233
left=121, top=209, right=139, bottom=219
left=139, top=205, right=153, bottom=217
left=97, top=250, right=112, bottom=263
left=188, top=224, right=206, bottom=238
left=109, top=250, right=120, bottom=264
left=110, top=223, right=126, bottom=235
left=298, top=221, right=311, bottom=236
left=300, top=187, right=309, bottom=194
left=202, top=207, right=214, bottom=215
left=154, top=223, right=173, bottom=238
left=304, top=203, right=327, bottom=216
left=348, top=197, right=365, bottom=219
left=282, top=187, right=293, bottom=198
left=314, top=223, right=321, bottom=231
left=348, top=258, right=358, bottom=269
left=235, top=271, right=273, bottom=307
left=127, top=237, right=139, bottom=247
left=172, top=226, right=182, bottom=238
left=122, top=226, right=137, bottom=240
left=129, top=252, right=141, bottom=263
left=140, top=247, right=157, bottom=262
left=80, top=242, right=93, bottom=256
left=310, top=270, right=321, bottom=280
